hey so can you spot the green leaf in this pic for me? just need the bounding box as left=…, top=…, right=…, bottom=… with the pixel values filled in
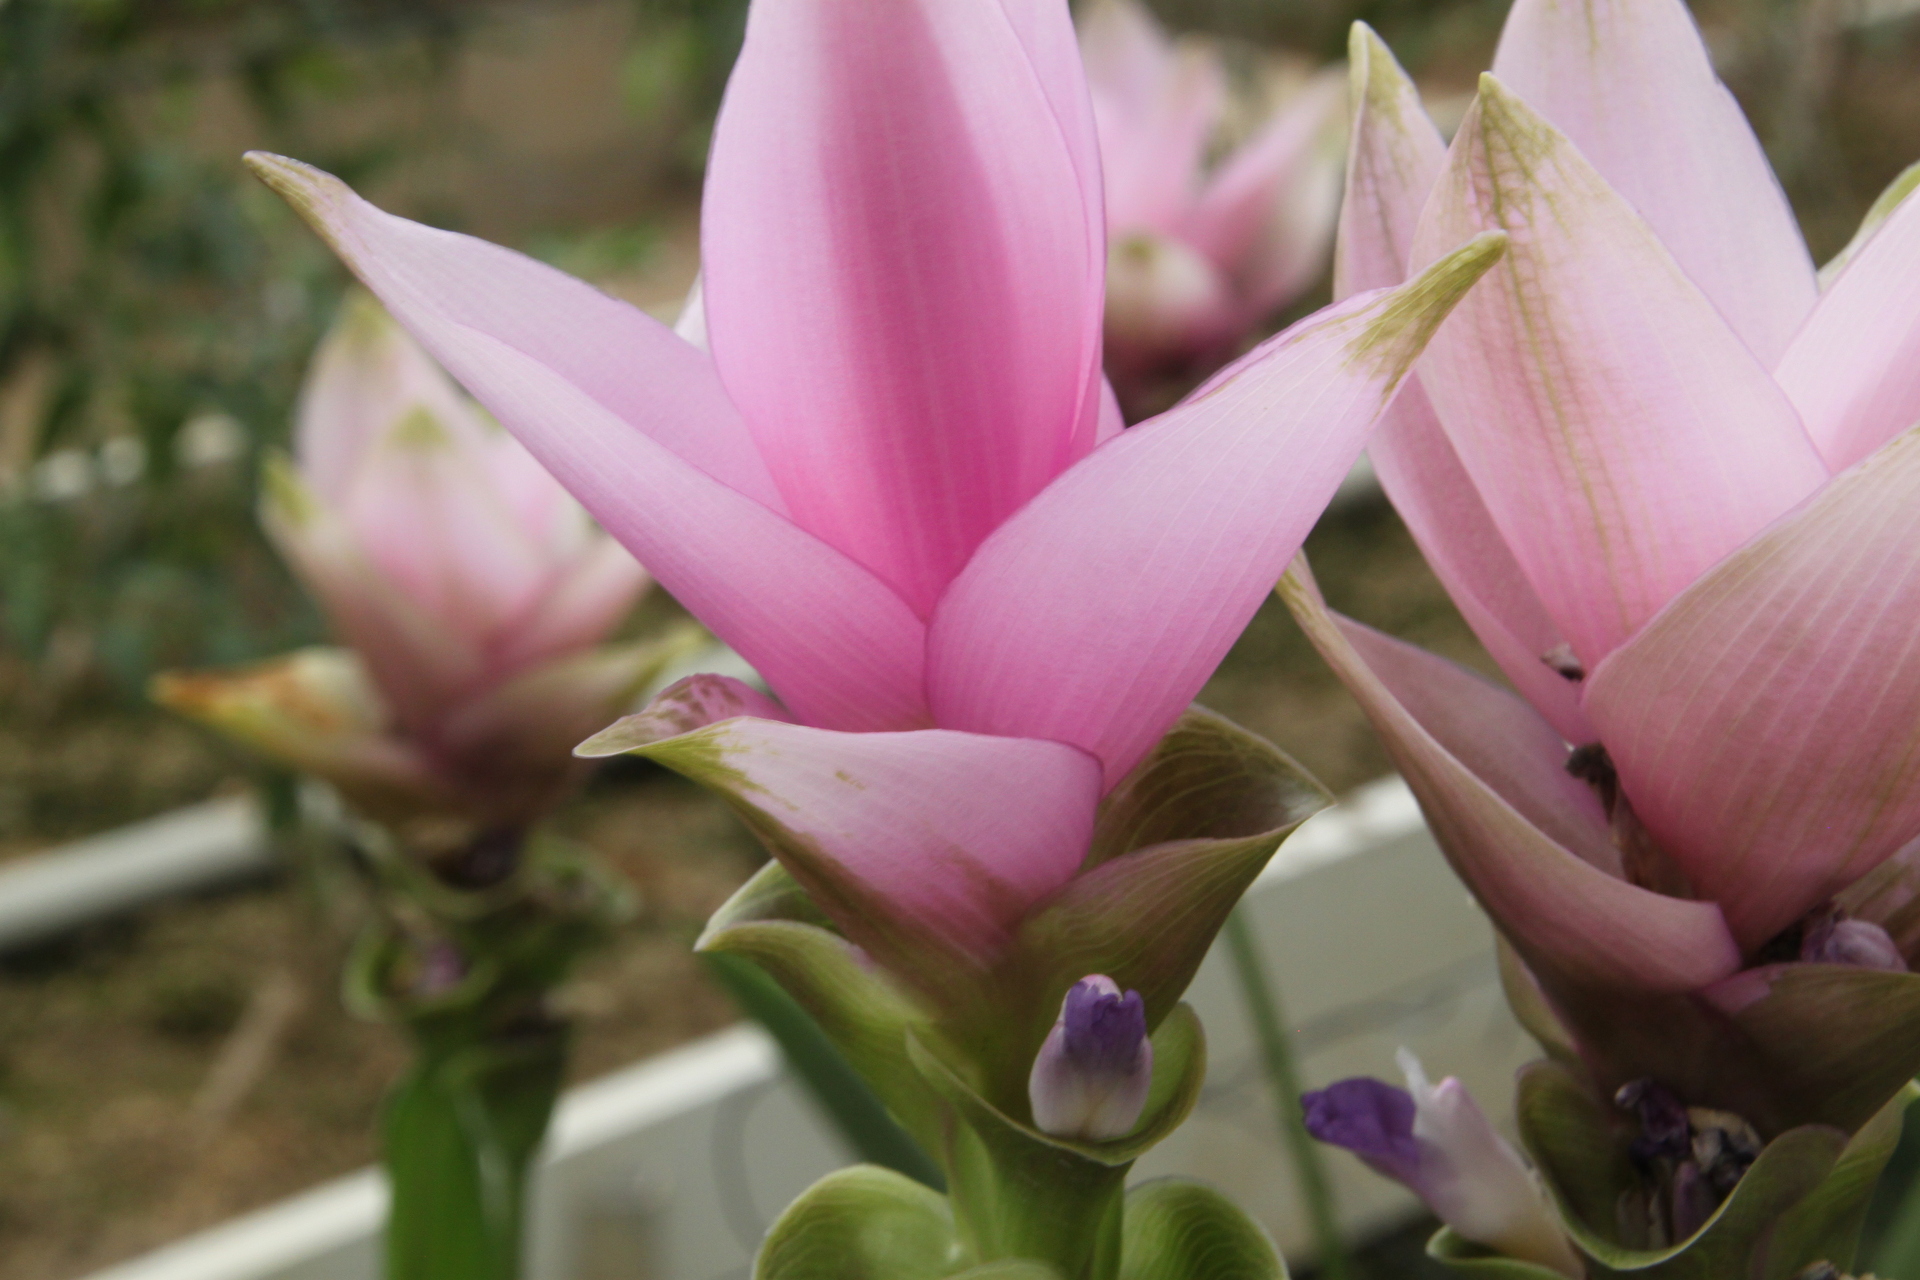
left=1765, top=1082, right=1916, bottom=1279
left=1495, top=938, right=1578, bottom=1067
left=754, top=1165, right=962, bottom=1280
left=1119, top=1178, right=1288, bottom=1280
left=383, top=1030, right=569, bottom=1280
left=700, top=861, right=944, bottom=1160
left=1087, top=706, right=1329, bottom=869
left=702, top=949, right=944, bottom=1191
left=1515, top=1059, right=1855, bottom=1279
left=992, top=710, right=1326, bottom=1095
left=702, top=855, right=840, bottom=936
left=1727, top=966, right=1920, bottom=1135
left=905, top=1007, right=1207, bottom=1280
left=1426, top=1229, right=1570, bottom=1278
left=948, top=1264, right=1065, bottom=1279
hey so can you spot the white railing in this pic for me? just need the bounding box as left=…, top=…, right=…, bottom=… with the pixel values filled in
left=76, top=775, right=1533, bottom=1280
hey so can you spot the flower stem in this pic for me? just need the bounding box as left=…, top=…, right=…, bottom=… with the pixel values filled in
left=701, top=950, right=945, bottom=1191
left=1224, top=907, right=1356, bottom=1280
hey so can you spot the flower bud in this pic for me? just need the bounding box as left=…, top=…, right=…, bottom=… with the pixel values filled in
left=1028, top=975, right=1154, bottom=1141
left=1801, top=914, right=1907, bottom=971
left=1303, top=1050, right=1581, bottom=1277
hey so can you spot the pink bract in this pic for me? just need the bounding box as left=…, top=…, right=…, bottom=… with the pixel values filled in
left=249, top=0, right=1503, bottom=965
left=1313, top=0, right=1920, bottom=993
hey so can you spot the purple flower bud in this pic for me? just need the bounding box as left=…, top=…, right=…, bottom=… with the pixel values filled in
left=1028, top=975, right=1153, bottom=1141
left=1801, top=915, right=1907, bottom=971
left=1306, top=1051, right=1581, bottom=1277
left=1301, top=1077, right=1423, bottom=1184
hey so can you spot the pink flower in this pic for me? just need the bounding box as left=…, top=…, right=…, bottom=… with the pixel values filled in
left=1287, top=0, right=1920, bottom=1128
left=1082, top=0, right=1345, bottom=389
left=247, top=0, right=1500, bottom=968
left=157, top=296, right=670, bottom=831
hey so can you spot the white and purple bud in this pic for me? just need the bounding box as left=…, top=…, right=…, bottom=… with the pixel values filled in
left=1800, top=913, right=1907, bottom=971
left=1028, top=975, right=1154, bottom=1141
left=1303, top=1050, right=1581, bottom=1277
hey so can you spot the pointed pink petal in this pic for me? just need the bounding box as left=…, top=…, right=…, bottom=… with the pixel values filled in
left=929, top=235, right=1509, bottom=787
left=246, top=156, right=784, bottom=514
left=296, top=293, right=473, bottom=504
left=1586, top=426, right=1920, bottom=950
left=1491, top=0, right=1816, bottom=365
left=1082, top=0, right=1222, bottom=234
left=1332, top=25, right=1443, bottom=298
left=1371, top=394, right=1596, bottom=745
left=1185, top=69, right=1346, bottom=316
left=642, top=721, right=1103, bottom=969
left=248, top=156, right=930, bottom=733
left=1336, top=28, right=1591, bottom=743
left=576, top=673, right=793, bottom=758
left=1279, top=567, right=1740, bottom=993
left=703, top=0, right=1103, bottom=615
left=1776, top=190, right=1920, bottom=472
left=1409, top=80, right=1828, bottom=670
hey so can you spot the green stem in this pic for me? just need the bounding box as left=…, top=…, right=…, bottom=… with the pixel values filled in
left=1224, top=908, right=1355, bottom=1280
left=701, top=951, right=945, bottom=1191
left=382, top=1019, right=568, bottom=1280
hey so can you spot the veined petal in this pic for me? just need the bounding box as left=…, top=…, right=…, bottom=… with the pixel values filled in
left=1337, top=599, right=1617, bottom=876
left=247, top=156, right=929, bottom=733
left=245, top=155, right=783, bottom=513
left=1490, top=0, right=1816, bottom=365
left=929, top=234, right=1507, bottom=787
left=1332, top=24, right=1445, bottom=299
left=636, top=721, right=1104, bottom=982
left=1372, top=392, right=1595, bottom=745
left=1279, top=564, right=1741, bottom=993
left=704, top=0, right=1102, bottom=616
left=1409, top=79, right=1828, bottom=669
left=1776, top=186, right=1920, bottom=472
left=1337, top=26, right=1592, bottom=743
left=1082, top=0, right=1222, bottom=235
left=1586, top=425, right=1920, bottom=951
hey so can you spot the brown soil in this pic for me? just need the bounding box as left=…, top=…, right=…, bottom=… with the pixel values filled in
left=0, top=497, right=1479, bottom=1280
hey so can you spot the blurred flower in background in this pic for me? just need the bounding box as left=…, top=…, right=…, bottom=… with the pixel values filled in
left=155, top=296, right=692, bottom=844
left=1081, top=0, right=1346, bottom=415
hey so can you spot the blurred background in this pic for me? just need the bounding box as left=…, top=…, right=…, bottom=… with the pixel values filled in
left=2, top=0, right=1919, bottom=1275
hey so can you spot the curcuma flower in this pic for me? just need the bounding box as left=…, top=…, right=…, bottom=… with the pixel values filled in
left=243, top=0, right=1503, bottom=989
left=1081, top=0, right=1345, bottom=396
left=1284, top=0, right=1920, bottom=1259
left=1304, top=1051, right=1579, bottom=1276
left=156, top=296, right=679, bottom=836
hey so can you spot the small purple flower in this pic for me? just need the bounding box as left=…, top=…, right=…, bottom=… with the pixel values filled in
left=1304, top=1051, right=1581, bottom=1277
left=1028, top=975, right=1153, bottom=1141
left=1301, top=1077, right=1422, bottom=1184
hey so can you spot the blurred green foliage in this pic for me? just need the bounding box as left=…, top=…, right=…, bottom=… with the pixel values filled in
left=0, top=0, right=478, bottom=705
